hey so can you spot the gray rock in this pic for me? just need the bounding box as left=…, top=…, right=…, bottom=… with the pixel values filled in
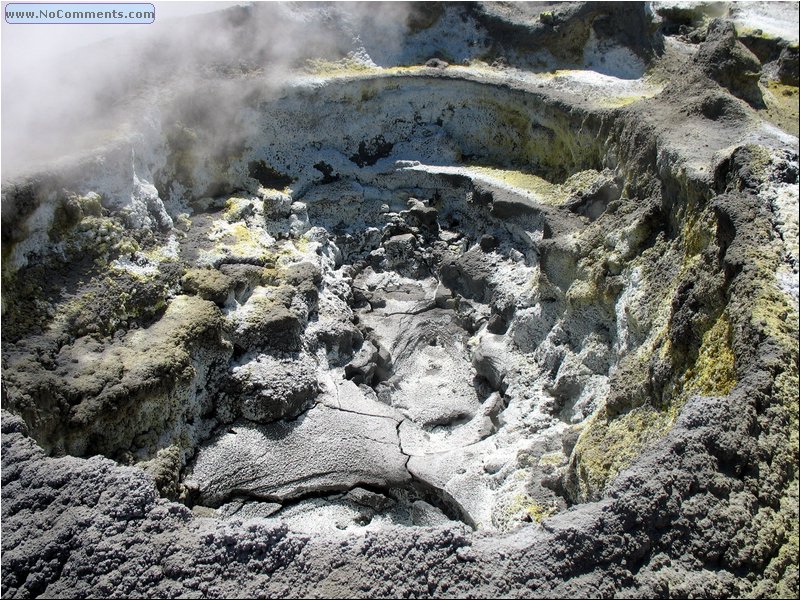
left=222, top=353, right=319, bottom=423
left=434, top=283, right=456, bottom=309
left=181, top=268, right=235, bottom=305
left=383, top=233, right=425, bottom=277
left=318, top=378, right=404, bottom=422
left=411, top=500, right=452, bottom=526
left=424, top=58, right=449, bottom=69
left=217, top=499, right=283, bottom=520
left=229, top=289, right=303, bottom=352
left=404, top=197, right=439, bottom=233
left=345, top=488, right=395, bottom=512
left=439, top=246, right=493, bottom=302
left=472, top=334, right=509, bottom=392
left=186, top=405, right=410, bottom=505
left=344, top=340, right=379, bottom=385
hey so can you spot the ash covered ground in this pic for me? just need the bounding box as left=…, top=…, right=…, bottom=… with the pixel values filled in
left=1, top=2, right=798, bottom=598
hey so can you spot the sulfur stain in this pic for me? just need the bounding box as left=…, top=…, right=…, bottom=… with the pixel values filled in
left=760, top=80, right=799, bottom=137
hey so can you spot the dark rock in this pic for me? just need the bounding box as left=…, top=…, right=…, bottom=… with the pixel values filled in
left=313, top=161, right=340, bottom=184
left=383, top=233, right=429, bottom=278
left=406, top=2, right=444, bottom=32
left=479, top=234, right=498, bottom=252
left=487, top=313, right=508, bottom=335
left=349, top=135, right=394, bottom=168
left=564, top=171, right=621, bottom=221
left=439, top=247, right=493, bottom=302
left=311, top=323, right=364, bottom=359
left=248, top=160, right=294, bottom=189
left=685, top=92, right=749, bottom=123
left=778, top=44, right=799, bottom=86
left=562, top=426, right=582, bottom=457
left=233, top=300, right=303, bottom=352
left=434, top=284, right=456, bottom=310
left=405, top=198, right=439, bottom=233
left=469, top=2, right=658, bottom=64
left=425, top=57, right=449, bottom=69
left=738, top=31, right=784, bottom=63
left=655, top=3, right=708, bottom=35
left=284, top=261, right=322, bottom=305
left=224, top=353, right=319, bottom=423
left=219, top=264, right=273, bottom=301
left=695, top=19, right=763, bottom=106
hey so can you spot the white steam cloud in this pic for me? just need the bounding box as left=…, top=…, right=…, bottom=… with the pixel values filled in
left=1, top=1, right=420, bottom=178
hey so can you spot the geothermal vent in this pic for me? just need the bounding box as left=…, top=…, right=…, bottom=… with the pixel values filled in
left=1, top=2, right=798, bottom=598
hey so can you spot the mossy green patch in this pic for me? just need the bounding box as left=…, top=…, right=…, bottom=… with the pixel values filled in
left=55, top=270, right=175, bottom=338
left=683, top=312, right=737, bottom=397
left=201, top=219, right=276, bottom=265
left=566, top=190, right=734, bottom=501
left=464, top=165, right=610, bottom=208
left=760, top=80, right=799, bottom=137
left=222, top=197, right=255, bottom=222
left=567, top=276, right=617, bottom=308
left=292, top=237, right=310, bottom=253
left=303, top=58, right=424, bottom=79
left=181, top=268, right=235, bottom=305
left=465, top=165, right=568, bottom=204
left=563, top=169, right=605, bottom=193
left=749, top=478, right=799, bottom=598
left=486, top=101, right=530, bottom=141
left=569, top=405, right=675, bottom=502
left=597, top=95, right=650, bottom=109
left=75, top=192, right=104, bottom=217
left=305, top=56, right=377, bottom=76
left=49, top=200, right=137, bottom=264
left=1, top=268, right=52, bottom=340
left=579, top=243, right=731, bottom=499
left=49, top=193, right=103, bottom=241
left=68, top=295, right=225, bottom=429
left=682, top=206, right=717, bottom=258
left=748, top=261, right=799, bottom=598
left=230, top=286, right=302, bottom=352
left=525, top=501, right=558, bottom=523
left=736, top=25, right=780, bottom=42
left=506, top=493, right=559, bottom=524
left=538, top=451, right=566, bottom=467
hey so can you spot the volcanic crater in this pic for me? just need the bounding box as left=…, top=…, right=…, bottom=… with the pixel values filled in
left=1, top=2, right=798, bottom=598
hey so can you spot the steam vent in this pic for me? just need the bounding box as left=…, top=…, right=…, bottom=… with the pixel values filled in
left=1, top=1, right=798, bottom=597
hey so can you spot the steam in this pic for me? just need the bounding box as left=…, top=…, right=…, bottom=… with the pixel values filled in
left=1, top=1, right=419, bottom=178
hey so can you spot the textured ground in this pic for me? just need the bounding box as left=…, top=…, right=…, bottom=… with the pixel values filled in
left=1, top=2, right=798, bottom=598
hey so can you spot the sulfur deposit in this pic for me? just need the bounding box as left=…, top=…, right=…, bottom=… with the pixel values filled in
left=1, top=2, right=798, bottom=598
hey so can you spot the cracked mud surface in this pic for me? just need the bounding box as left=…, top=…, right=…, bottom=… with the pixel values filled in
left=2, top=2, right=799, bottom=598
